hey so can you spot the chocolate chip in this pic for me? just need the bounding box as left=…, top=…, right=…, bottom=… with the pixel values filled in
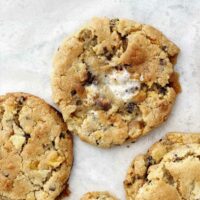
left=96, top=140, right=100, bottom=145
left=103, top=47, right=112, bottom=60
left=154, top=83, right=167, bottom=95
left=52, top=140, right=55, bottom=147
left=159, top=87, right=167, bottom=95
left=24, top=133, right=31, bottom=140
left=76, top=100, right=82, bottom=105
left=161, top=45, right=168, bottom=52
left=105, top=52, right=112, bottom=60
left=127, top=102, right=136, bottom=113
left=60, top=132, right=66, bottom=139
left=71, top=90, right=76, bottom=96
left=84, top=71, right=96, bottom=85
left=146, top=156, right=155, bottom=166
left=159, top=58, right=165, bottom=65
left=115, top=65, right=123, bottom=71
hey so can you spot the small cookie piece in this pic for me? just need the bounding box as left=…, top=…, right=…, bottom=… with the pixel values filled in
left=52, top=17, right=180, bottom=148
left=0, top=93, right=73, bottom=200
left=81, top=191, right=118, bottom=200
left=124, top=133, right=200, bottom=200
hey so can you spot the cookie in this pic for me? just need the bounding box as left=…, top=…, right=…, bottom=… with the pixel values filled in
left=52, top=17, right=180, bottom=148
left=124, top=133, right=200, bottom=200
left=80, top=191, right=117, bottom=200
left=0, top=93, right=73, bottom=200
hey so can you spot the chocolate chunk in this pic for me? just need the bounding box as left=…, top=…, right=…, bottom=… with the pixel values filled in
left=84, top=71, right=96, bottom=85
left=70, top=90, right=77, bottom=96
left=127, top=102, right=136, bottom=113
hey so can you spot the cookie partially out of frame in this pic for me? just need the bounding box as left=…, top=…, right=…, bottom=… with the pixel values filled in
left=52, top=17, right=181, bottom=148
left=81, top=191, right=118, bottom=200
left=0, top=93, right=73, bottom=200
left=124, top=133, right=200, bottom=200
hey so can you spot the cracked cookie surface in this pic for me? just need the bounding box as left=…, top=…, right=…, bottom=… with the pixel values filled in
left=124, top=133, right=200, bottom=200
left=80, top=191, right=117, bottom=200
left=52, top=17, right=181, bottom=148
left=0, top=93, right=73, bottom=200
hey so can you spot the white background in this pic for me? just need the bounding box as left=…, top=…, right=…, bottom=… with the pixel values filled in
left=0, top=0, right=200, bottom=199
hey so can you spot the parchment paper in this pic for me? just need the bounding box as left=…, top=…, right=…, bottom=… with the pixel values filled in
left=1, top=0, right=200, bottom=199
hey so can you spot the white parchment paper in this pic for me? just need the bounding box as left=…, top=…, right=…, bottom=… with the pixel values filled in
left=1, top=0, right=200, bottom=199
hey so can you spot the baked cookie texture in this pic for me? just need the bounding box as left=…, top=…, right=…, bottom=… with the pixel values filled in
left=0, top=93, right=73, bottom=200
left=52, top=17, right=181, bottom=148
left=124, top=133, right=200, bottom=200
left=80, top=191, right=117, bottom=200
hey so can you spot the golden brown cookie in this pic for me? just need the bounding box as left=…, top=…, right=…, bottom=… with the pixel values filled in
left=124, top=133, right=200, bottom=200
left=52, top=17, right=180, bottom=148
left=0, top=93, right=73, bottom=200
left=80, top=191, right=118, bottom=200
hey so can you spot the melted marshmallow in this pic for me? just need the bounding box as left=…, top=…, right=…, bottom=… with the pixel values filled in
left=105, top=69, right=140, bottom=101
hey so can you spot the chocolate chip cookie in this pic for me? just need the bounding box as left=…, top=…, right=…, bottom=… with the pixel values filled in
left=124, top=133, right=200, bottom=200
left=81, top=191, right=117, bottom=200
left=0, top=93, right=73, bottom=200
left=52, top=17, right=181, bottom=148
